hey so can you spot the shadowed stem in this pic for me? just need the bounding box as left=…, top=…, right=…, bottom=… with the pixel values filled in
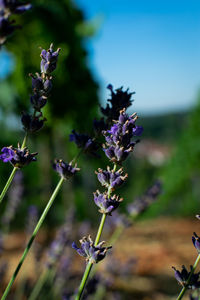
left=0, top=133, right=28, bottom=205
left=75, top=163, right=117, bottom=300
left=176, top=253, right=200, bottom=300
left=1, top=176, right=64, bottom=300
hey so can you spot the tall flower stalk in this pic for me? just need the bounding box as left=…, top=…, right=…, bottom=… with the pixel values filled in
left=73, top=106, right=143, bottom=299
left=1, top=160, right=79, bottom=300
left=0, top=44, right=60, bottom=205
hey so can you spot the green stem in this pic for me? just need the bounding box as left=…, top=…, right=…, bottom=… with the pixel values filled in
left=0, top=167, right=18, bottom=204
left=0, top=133, right=28, bottom=205
left=94, top=213, right=106, bottom=246
left=176, top=253, right=200, bottom=300
left=75, top=262, right=93, bottom=300
left=1, top=176, right=64, bottom=300
left=21, top=132, right=28, bottom=149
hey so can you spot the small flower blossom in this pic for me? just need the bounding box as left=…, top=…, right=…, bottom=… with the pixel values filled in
left=101, top=84, right=134, bottom=123
left=53, top=159, right=80, bottom=179
left=93, top=190, right=123, bottom=215
left=40, top=43, right=61, bottom=74
left=0, top=147, right=15, bottom=162
left=95, top=166, right=128, bottom=191
left=172, top=265, right=200, bottom=289
left=0, top=145, right=37, bottom=168
left=72, top=235, right=111, bottom=264
left=192, top=232, right=200, bottom=253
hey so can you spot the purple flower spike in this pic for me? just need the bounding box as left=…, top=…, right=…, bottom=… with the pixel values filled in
left=53, top=159, right=80, bottom=180
left=192, top=232, right=200, bottom=252
left=93, top=190, right=123, bottom=215
left=72, top=235, right=111, bottom=264
left=0, top=147, right=15, bottom=162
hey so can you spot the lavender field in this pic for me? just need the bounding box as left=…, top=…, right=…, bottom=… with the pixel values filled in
left=0, top=1, right=200, bottom=300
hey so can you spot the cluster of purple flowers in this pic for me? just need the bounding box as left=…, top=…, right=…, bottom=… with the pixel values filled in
left=53, top=159, right=80, bottom=180
left=103, top=108, right=143, bottom=164
left=0, top=0, right=31, bottom=45
left=0, top=144, right=37, bottom=168
left=72, top=235, right=111, bottom=264
left=69, top=84, right=137, bottom=157
left=22, top=43, right=61, bottom=133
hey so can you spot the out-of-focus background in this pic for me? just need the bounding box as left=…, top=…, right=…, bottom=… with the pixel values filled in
left=1, top=0, right=200, bottom=299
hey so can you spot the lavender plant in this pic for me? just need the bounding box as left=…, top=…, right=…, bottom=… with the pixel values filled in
left=72, top=98, right=144, bottom=299
left=0, top=43, right=60, bottom=204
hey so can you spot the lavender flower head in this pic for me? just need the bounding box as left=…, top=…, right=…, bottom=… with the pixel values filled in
left=101, top=84, right=134, bottom=123
left=0, top=144, right=37, bottom=168
left=40, top=43, right=61, bottom=75
left=103, top=108, right=143, bottom=164
left=72, top=235, right=111, bottom=264
left=93, top=190, right=123, bottom=215
left=53, top=159, right=80, bottom=180
left=172, top=265, right=200, bottom=289
left=95, top=166, right=128, bottom=191
left=22, top=44, right=60, bottom=132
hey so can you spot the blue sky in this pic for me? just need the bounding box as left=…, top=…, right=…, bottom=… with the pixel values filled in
left=75, top=0, right=200, bottom=115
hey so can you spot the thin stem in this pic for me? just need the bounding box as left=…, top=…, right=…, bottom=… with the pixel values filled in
left=0, top=167, right=18, bottom=204
left=1, top=176, right=64, bottom=300
left=94, top=213, right=106, bottom=246
left=176, top=253, right=200, bottom=300
left=75, top=262, right=93, bottom=300
left=21, top=132, right=28, bottom=149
